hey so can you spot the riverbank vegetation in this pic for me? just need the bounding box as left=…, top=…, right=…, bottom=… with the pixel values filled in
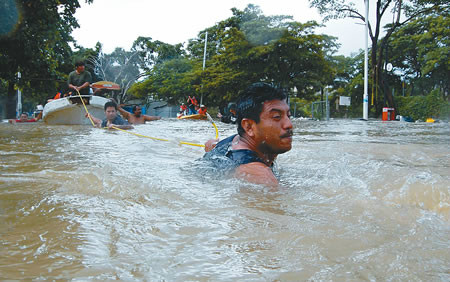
left=1, top=1, right=449, bottom=120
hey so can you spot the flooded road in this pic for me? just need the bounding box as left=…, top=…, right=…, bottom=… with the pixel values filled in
left=1, top=118, right=449, bottom=281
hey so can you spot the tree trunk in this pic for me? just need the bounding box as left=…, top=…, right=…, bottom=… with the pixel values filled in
left=378, top=36, right=396, bottom=110
left=6, top=81, right=17, bottom=119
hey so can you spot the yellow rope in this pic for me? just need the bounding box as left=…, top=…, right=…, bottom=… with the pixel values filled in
left=206, top=113, right=219, bottom=139
left=75, top=89, right=95, bottom=127
left=75, top=89, right=218, bottom=147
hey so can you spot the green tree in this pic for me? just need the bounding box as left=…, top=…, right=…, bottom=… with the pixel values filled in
left=186, top=4, right=336, bottom=107
left=128, top=58, right=196, bottom=105
left=131, top=37, right=185, bottom=74
left=131, top=4, right=336, bottom=110
left=388, top=14, right=450, bottom=97
left=328, top=53, right=364, bottom=118
left=0, top=0, right=92, bottom=118
left=309, top=0, right=450, bottom=115
left=88, top=45, right=143, bottom=103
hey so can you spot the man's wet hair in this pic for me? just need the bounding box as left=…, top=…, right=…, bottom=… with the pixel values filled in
left=104, top=101, right=118, bottom=111
left=236, top=82, right=287, bottom=136
left=74, top=61, right=85, bottom=67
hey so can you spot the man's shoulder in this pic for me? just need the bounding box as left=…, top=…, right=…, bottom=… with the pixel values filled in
left=114, top=115, right=129, bottom=125
left=235, top=163, right=278, bottom=186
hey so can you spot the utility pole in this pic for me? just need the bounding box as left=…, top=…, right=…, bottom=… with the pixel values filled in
left=363, top=0, right=369, bottom=120
left=200, top=31, right=208, bottom=105
left=16, top=72, right=22, bottom=119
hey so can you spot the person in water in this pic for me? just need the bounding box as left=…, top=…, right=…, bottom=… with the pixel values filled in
left=86, top=101, right=133, bottom=130
left=117, top=104, right=161, bottom=125
left=68, top=60, right=92, bottom=95
left=9, top=113, right=40, bottom=123
left=217, top=102, right=237, bottom=124
left=203, top=82, right=293, bottom=186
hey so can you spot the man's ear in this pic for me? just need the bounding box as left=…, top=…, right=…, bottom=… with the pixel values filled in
left=241, top=118, right=256, bottom=137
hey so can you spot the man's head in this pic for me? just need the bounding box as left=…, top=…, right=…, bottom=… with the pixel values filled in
left=228, top=102, right=237, bottom=115
left=104, top=101, right=118, bottom=121
left=19, top=113, right=28, bottom=121
left=132, top=105, right=142, bottom=117
left=74, top=61, right=85, bottom=73
left=236, top=82, right=293, bottom=154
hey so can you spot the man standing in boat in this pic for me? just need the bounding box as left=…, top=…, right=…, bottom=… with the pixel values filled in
left=117, top=104, right=161, bottom=125
left=203, top=82, right=293, bottom=187
left=68, top=61, right=92, bottom=95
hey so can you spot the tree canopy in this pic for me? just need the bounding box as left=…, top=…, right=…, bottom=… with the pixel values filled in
left=0, top=0, right=93, bottom=118
left=309, top=0, right=450, bottom=115
left=130, top=4, right=337, bottom=109
left=388, top=14, right=450, bottom=96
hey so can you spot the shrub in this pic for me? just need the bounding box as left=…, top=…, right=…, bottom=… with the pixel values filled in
left=396, top=89, right=449, bottom=120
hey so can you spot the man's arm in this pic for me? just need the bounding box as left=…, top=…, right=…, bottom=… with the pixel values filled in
left=85, top=113, right=102, bottom=128
left=78, top=81, right=90, bottom=92
left=107, top=116, right=134, bottom=130
left=144, top=115, right=161, bottom=122
left=220, top=114, right=232, bottom=123
left=107, top=123, right=134, bottom=130
left=234, top=163, right=278, bottom=187
left=117, top=105, right=131, bottom=119
left=204, top=138, right=219, bottom=152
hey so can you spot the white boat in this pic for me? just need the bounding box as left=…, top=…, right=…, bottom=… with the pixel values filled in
left=43, top=95, right=109, bottom=125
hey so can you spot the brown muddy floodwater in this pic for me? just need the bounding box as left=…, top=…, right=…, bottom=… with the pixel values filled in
left=1, top=118, right=449, bottom=281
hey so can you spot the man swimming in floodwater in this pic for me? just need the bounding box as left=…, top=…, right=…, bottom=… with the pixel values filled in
left=217, top=102, right=237, bottom=124
left=86, top=101, right=133, bottom=130
left=203, top=82, right=293, bottom=187
left=117, top=105, right=161, bottom=125
left=8, top=113, right=40, bottom=123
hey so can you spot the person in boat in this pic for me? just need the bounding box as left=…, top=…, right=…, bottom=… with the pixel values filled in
left=47, top=91, right=67, bottom=102
left=187, top=96, right=198, bottom=115
left=198, top=104, right=207, bottom=115
left=9, top=113, right=40, bottom=123
left=117, top=104, right=161, bottom=125
left=217, top=102, right=237, bottom=124
left=179, top=103, right=188, bottom=117
left=68, top=60, right=92, bottom=95
left=85, top=101, right=133, bottom=130
left=202, top=82, right=293, bottom=187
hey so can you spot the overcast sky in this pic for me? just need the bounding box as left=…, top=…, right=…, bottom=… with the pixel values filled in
left=72, top=0, right=369, bottom=56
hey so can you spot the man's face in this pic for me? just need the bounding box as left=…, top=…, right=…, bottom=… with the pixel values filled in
left=20, top=114, right=28, bottom=121
left=105, top=106, right=117, bottom=121
left=76, top=65, right=85, bottom=73
left=134, top=106, right=142, bottom=117
left=253, top=99, right=293, bottom=155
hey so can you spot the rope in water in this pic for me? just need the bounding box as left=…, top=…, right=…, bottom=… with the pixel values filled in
left=75, top=89, right=219, bottom=147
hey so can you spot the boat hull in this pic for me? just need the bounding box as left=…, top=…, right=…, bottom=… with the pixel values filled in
left=43, top=95, right=109, bottom=125
left=177, top=114, right=207, bottom=120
